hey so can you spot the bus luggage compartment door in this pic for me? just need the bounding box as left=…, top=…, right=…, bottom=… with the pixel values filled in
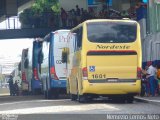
left=87, top=51, right=138, bottom=80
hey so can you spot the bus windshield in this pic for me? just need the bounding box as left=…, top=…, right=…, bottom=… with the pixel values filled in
left=87, top=22, right=137, bottom=43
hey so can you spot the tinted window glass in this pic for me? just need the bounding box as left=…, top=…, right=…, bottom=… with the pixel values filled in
left=87, top=22, right=137, bottom=43
left=72, top=27, right=83, bottom=50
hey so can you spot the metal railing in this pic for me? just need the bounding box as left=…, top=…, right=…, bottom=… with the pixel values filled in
left=0, top=12, right=61, bottom=30
left=0, top=16, right=21, bottom=30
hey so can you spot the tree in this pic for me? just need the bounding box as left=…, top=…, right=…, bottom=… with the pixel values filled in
left=19, top=0, right=60, bottom=28
left=32, top=0, right=60, bottom=13
left=19, top=8, right=34, bottom=26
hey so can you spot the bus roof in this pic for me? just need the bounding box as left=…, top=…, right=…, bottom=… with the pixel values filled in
left=53, top=29, right=70, bottom=33
left=43, top=29, right=70, bottom=42
left=71, top=19, right=138, bottom=31
left=83, top=19, right=137, bottom=23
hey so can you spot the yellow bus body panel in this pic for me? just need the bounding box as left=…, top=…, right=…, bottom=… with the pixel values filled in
left=87, top=55, right=137, bottom=79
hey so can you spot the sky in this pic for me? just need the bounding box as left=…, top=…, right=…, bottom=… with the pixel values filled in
left=0, top=17, right=33, bottom=75
left=0, top=39, right=33, bottom=74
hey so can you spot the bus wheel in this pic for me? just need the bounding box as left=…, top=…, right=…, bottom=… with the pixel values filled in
left=78, top=95, right=88, bottom=103
left=45, top=90, right=52, bottom=99
left=53, top=92, right=59, bottom=99
left=126, top=96, right=134, bottom=103
left=111, top=96, right=125, bottom=103
left=44, top=91, right=47, bottom=99
left=70, top=94, right=77, bottom=101
left=34, top=88, right=42, bottom=95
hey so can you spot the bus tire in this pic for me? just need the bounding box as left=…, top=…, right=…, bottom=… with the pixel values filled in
left=111, top=96, right=125, bottom=103
left=53, top=91, right=59, bottom=99
left=70, top=94, right=77, bottom=101
left=140, top=84, right=145, bottom=97
left=126, top=96, right=134, bottom=103
left=78, top=95, right=88, bottom=103
left=44, top=91, right=47, bottom=99
left=46, top=90, right=52, bottom=99
left=67, top=79, right=70, bottom=94
left=34, top=88, right=42, bottom=95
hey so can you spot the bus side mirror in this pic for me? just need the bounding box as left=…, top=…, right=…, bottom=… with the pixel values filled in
left=24, top=58, right=29, bottom=69
left=18, top=62, right=21, bottom=71
left=62, top=47, right=69, bottom=63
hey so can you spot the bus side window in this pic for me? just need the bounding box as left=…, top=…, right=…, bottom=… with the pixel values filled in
left=73, top=27, right=82, bottom=51
left=39, top=42, right=43, bottom=64
left=24, top=49, right=28, bottom=57
left=77, top=27, right=82, bottom=49
left=70, top=33, right=77, bottom=53
left=18, top=62, right=21, bottom=71
left=74, top=35, right=77, bottom=52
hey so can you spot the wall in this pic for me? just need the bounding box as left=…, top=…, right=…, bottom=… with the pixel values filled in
left=149, top=0, right=160, bottom=34
left=112, top=0, right=130, bottom=11
left=59, top=0, right=88, bottom=11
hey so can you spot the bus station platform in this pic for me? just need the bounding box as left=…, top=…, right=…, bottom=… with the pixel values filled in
left=135, top=96, right=160, bottom=105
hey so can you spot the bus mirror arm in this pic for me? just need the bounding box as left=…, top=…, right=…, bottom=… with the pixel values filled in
left=62, top=47, right=69, bottom=63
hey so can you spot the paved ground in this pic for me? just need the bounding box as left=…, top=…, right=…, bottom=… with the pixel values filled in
left=135, top=95, right=160, bottom=105
left=0, top=96, right=159, bottom=114
left=0, top=93, right=160, bottom=120
left=0, top=95, right=160, bottom=120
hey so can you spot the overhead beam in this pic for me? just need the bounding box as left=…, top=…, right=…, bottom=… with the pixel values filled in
left=0, top=28, right=55, bottom=39
left=0, top=0, right=6, bottom=21
left=0, top=0, right=34, bottom=23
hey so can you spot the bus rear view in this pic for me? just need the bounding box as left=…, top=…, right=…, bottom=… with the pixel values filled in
left=85, top=20, right=142, bottom=102
left=68, top=19, right=142, bottom=103
left=41, top=30, right=69, bottom=99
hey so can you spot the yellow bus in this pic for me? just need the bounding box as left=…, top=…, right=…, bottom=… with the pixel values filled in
left=62, top=19, right=142, bottom=103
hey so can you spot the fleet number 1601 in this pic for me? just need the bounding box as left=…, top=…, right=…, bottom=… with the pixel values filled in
left=92, top=74, right=106, bottom=79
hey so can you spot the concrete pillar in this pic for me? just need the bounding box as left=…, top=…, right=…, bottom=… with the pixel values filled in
left=6, top=0, right=18, bottom=16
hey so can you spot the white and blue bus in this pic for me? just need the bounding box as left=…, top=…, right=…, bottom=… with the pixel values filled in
left=21, top=39, right=43, bottom=95
left=31, top=39, right=43, bottom=94
left=41, top=30, right=70, bottom=99
left=21, top=48, right=30, bottom=95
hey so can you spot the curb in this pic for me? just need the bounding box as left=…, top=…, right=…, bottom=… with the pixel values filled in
left=135, top=96, right=160, bottom=105
left=0, top=94, right=10, bottom=97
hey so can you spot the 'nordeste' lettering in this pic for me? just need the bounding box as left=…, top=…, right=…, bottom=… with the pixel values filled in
left=96, top=45, right=130, bottom=50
